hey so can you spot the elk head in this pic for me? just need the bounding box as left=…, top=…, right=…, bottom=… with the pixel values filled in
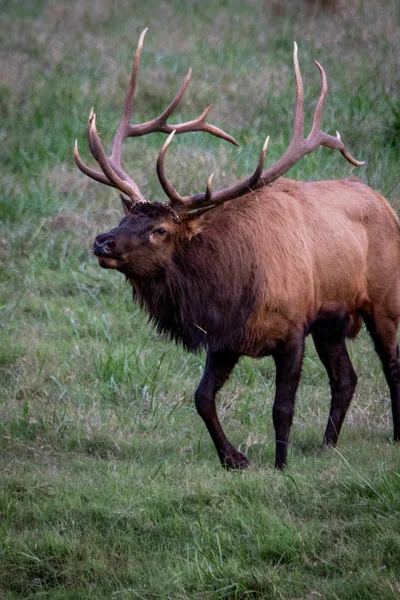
left=93, top=202, right=185, bottom=278
left=74, top=29, right=364, bottom=280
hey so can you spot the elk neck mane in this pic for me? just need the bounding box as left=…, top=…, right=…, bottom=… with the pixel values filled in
left=126, top=208, right=260, bottom=353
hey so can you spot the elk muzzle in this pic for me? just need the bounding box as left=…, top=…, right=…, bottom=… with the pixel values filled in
left=93, top=234, right=120, bottom=269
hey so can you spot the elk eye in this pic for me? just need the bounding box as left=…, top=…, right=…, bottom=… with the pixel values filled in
left=154, top=228, right=167, bottom=236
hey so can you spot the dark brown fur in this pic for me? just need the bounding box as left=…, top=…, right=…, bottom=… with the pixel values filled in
left=94, top=177, right=400, bottom=469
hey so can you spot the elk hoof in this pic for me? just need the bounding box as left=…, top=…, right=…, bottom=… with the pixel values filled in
left=322, top=437, right=338, bottom=448
left=221, top=451, right=252, bottom=471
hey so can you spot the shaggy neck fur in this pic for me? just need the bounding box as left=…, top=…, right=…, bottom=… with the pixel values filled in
left=127, top=225, right=259, bottom=354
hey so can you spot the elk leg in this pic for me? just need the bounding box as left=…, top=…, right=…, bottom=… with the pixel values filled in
left=362, top=310, right=400, bottom=441
left=273, top=337, right=305, bottom=469
left=312, top=332, right=358, bottom=446
left=195, top=350, right=250, bottom=470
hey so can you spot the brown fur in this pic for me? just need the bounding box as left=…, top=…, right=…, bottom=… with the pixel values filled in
left=93, top=176, right=400, bottom=469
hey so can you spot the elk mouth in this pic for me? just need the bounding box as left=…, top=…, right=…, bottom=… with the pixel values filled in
left=93, top=240, right=125, bottom=270
left=97, top=256, right=122, bottom=269
left=94, top=249, right=126, bottom=270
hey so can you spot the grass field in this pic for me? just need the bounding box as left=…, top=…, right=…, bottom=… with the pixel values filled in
left=1, top=0, right=400, bottom=598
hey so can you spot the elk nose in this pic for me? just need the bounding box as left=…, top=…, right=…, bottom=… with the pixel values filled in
left=93, top=235, right=116, bottom=256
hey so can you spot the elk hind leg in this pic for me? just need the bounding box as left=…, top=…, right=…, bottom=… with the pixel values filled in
left=312, top=331, right=358, bottom=446
left=362, top=309, right=400, bottom=441
left=195, top=350, right=250, bottom=470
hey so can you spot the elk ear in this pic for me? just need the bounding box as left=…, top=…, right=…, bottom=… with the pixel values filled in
left=120, top=194, right=134, bottom=215
left=185, top=208, right=216, bottom=238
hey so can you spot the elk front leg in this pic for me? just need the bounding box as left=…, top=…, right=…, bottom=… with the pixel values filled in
left=195, top=350, right=250, bottom=470
left=273, top=337, right=305, bottom=469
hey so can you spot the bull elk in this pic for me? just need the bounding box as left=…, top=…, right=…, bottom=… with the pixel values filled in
left=74, top=30, right=400, bottom=470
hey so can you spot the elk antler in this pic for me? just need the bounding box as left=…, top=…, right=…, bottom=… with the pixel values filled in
left=157, top=42, right=365, bottom=217
left=74, top=29, right=238, bottom=204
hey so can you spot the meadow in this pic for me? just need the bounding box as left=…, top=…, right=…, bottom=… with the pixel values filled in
left=1, top=0, right=400, bottom=597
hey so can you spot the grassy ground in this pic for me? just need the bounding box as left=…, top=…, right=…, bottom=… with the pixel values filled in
left=1, top=0, right=400, bottom=598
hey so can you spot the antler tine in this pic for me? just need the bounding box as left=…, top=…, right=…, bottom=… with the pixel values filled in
left=74, top=139, right=115, bottom=188
left=88, top=110, right=145, bottom=202
left=205, top=174, right=214, bottom=202
left=110, top=28, right=148, bottom=165
left=170, top=104, right=239, bottom=146
left=309, top=60, right=328, bottom=138
left=306, top=61, right=366, bottom=167
left=248, top=136, right=270, bottom=187
left=156, top=130, right=186, bottom=206
left=292, top=42, right=305, bottom=140
left=336, top=131, right=366, bottom=167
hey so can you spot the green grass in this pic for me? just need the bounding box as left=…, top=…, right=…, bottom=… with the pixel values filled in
left=1, top=0, right=400, bottom=597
